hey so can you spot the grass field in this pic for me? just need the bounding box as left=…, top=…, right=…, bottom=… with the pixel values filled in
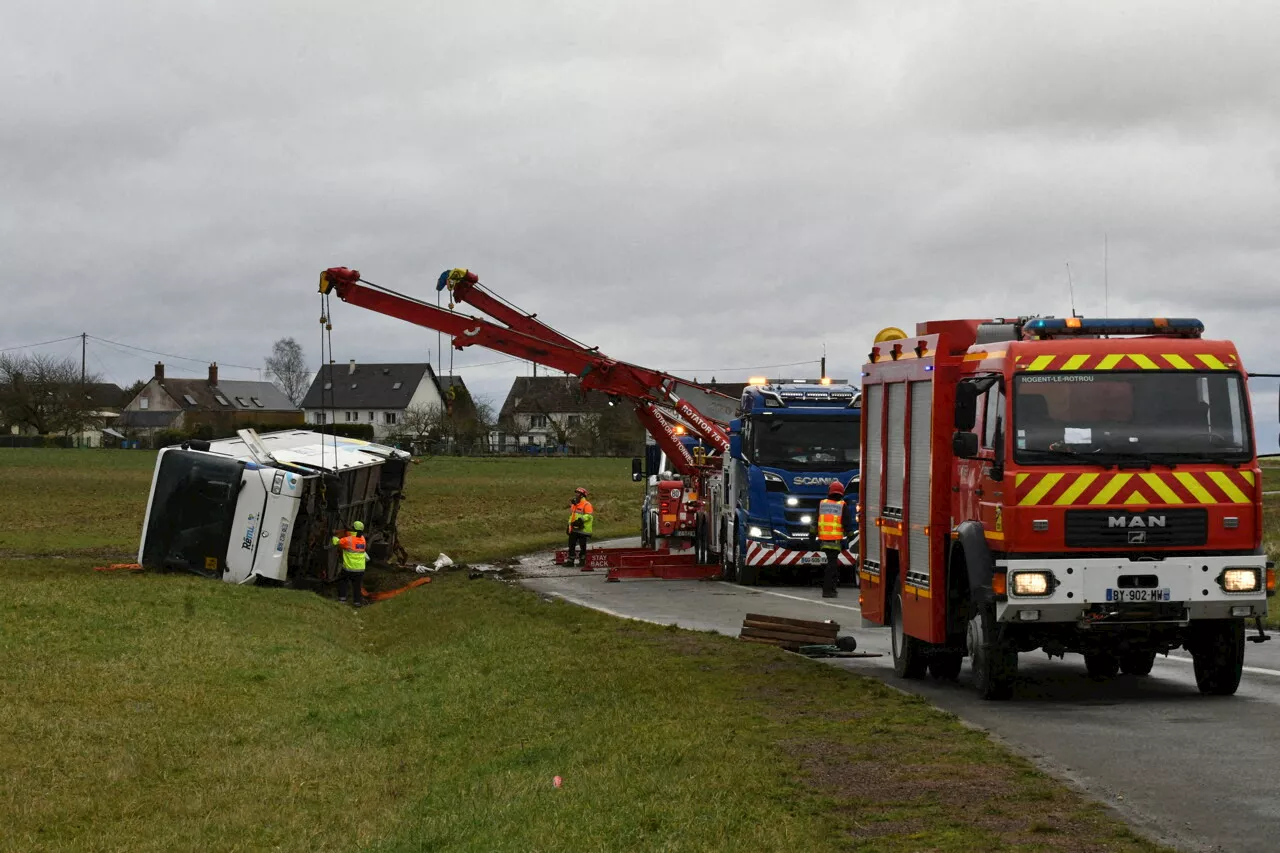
left=0, top=447, right=1250, bottom=851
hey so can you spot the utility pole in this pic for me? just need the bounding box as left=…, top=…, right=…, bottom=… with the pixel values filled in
left=81, top=332, right=87, bottom=387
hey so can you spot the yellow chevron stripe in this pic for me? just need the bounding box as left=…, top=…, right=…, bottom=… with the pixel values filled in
left=1096, top=354, right=1124, bottom=370
left=1140, top=473, right=1183, bottom=504
left=1197, top=354, right=1227, bottom=370
left=1130, top=353, right=1159, bottom=370
left=1163, top=354, right=1194, bottom=370
left=1061, top=354, right=1089, bottom=371
left=1053, top=472, right=1097, bottom=505
left=1025, top=355, right=1056, bottom=371
left=1241, top=470, right=1255, bottom=486
left=1174, top=472, right=1215, bottom=503
left=1208, top=471, right=1249, bottom=504
left=1019, top=472, right=1063, bottom=506
left=1016, top=473, right=1029, bottom=487
left=1123, top=489, right=1150, bottom=506
left=1089, top=472, right=1132, bottom=505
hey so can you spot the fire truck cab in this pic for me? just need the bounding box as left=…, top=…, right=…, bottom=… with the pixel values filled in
left=858, top=317, right=1274, bottom=699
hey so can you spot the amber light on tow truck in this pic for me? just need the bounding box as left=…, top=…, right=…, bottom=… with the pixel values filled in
left=1267, top=567, right=1276, bottom=595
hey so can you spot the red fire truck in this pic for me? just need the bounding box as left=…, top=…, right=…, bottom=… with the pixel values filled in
left=858, top=316, right=1273, bottom=699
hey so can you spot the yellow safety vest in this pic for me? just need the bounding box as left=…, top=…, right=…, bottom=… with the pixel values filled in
left=332, top=534, right=368, bottom=572
left=817, top=499, right=844, bottom=543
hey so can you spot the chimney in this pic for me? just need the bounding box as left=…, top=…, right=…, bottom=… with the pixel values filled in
left=154, top=362, right=165, bottom=382
left=348, top=359, right=356, bottom=375
left=208, top=362, right=218, bottom=385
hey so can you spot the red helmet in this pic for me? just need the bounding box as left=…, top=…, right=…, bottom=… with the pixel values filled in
left=575, top=487, right=588, bottom=496
left=827, top=480, right=845, bottom=496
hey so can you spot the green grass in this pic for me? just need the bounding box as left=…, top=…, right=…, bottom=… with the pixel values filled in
left=0, top=449, right=1172, bottom=852
left=0, top=564, right=1164, bottom=853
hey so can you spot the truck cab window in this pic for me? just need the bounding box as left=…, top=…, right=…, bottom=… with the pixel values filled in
left=982, top=379, right=1004, bottom=450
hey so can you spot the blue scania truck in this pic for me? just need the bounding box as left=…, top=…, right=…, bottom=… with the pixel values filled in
left=634, top=379, right=862, bottom=585
left=716, top=380, right=862, bottom=585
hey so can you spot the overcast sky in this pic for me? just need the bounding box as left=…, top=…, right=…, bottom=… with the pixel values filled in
left=3, top=1, right=1278, bottom=449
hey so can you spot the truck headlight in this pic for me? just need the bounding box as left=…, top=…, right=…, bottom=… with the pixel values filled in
left=1010, top=571, right=1053, bottom=597
left=799, top=515, right=812, bottom=525
left=748, top=526, right=766, bottom=539
left=1219, top=568, right=1261, bottom=593
left=786, top=497, right=799, bottom=507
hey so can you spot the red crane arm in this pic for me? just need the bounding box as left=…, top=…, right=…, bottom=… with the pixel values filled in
left=439, top=268, right=582, bottom=351
left=437, top=269, right=733, bottom=453
left=633, top=403, right=698, bottom=475
left=319, top=268, right=732, bottom=453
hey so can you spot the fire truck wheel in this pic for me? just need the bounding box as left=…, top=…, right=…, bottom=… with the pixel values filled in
left=967, top=605, right=1016, bottom=700
left=928, top=651, right=963, bottom=681
left=1119, top=650, right=1156, bottom=677
left=1191, top=619, right=1245, bottom=696
left=1084, top=653, right=1120, bottom=680
left=641, top=513, right=652, bottom=548
left=891, top=590, right=928, bottom=679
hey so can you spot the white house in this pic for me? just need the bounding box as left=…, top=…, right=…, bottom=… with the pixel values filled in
left=299, top=361, right=466, bottom=441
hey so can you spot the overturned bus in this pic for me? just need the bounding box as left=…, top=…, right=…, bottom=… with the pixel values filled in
left=138, top=429, right=410, bottom=585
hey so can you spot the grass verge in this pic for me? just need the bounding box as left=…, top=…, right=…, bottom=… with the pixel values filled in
left=0, top=561, right=1165, bottom=853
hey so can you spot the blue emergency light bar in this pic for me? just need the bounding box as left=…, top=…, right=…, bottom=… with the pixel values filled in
left=1023, top=317, right=1203, bottom=339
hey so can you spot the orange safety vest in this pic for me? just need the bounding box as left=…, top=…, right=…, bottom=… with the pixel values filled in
left=817, top=499, right=845, bottom=543
left=568, top=499, right=594, bottom=535
left=333, top=534, right=368, bottom=571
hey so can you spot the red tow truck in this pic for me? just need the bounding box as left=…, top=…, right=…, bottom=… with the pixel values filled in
left=858, top=316, right=1274, bottom=699
left=318, top=267, right=736, bottom=579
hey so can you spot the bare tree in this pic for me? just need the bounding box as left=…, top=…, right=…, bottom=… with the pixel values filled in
left=0, top=353, right=101, bottom=435
left=264, top=337, right=310, bottom=406
left=400, top=402, right=447, bottom=450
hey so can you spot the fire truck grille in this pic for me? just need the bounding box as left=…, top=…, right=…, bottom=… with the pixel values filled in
left=1063, top=508, right=1208, bottom=548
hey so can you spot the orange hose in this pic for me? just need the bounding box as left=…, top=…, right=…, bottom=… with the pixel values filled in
left=362, top=576, right=431, bottom=602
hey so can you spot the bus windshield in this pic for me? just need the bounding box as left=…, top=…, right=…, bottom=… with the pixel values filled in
left=140, top=450, right=244, bottom=574
left=1012, top=371, right=1253, bottom=464
left=749, top=416, right=860, bottom=471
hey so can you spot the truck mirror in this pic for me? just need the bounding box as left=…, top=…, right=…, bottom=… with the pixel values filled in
left=631, top=457, right=643, bottom=482
left=952, top=431, right=980, bottom=459
left=729, top=432, right=742, bottom=460
left=954, top=383, right=979, bottom=431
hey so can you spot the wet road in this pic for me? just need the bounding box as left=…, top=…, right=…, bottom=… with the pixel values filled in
left=519, top=547, right=1280, bottom=853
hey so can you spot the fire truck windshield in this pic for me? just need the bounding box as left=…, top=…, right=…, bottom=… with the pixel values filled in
left=749, top=416, right=860, bottom=471
left=1012, top=371, right=1252, bottom=464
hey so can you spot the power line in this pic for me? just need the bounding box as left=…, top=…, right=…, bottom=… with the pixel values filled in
left=0, top=334, right=82, bottom=353
left=88, top=334, right=259, bottom=371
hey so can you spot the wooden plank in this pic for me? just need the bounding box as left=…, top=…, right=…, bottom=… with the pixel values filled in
left=738, top=635, right=803, bottom=651
left=744, top=613, right=841, bottom=632
left=740, top=626, right=840, bottom=645
left=742, top=618, right=836, bottom=637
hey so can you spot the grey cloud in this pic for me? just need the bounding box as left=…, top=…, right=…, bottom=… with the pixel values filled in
left=3, top=1, right=1279, bottom=450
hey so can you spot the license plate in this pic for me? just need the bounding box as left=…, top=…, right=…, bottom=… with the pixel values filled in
left=802, top=553, right=826, bottom=565
left=1106, top=588, right=1171, bottom=603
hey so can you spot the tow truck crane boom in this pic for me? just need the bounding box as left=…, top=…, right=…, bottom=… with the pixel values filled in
left=318, top=267, right=729, bottom=470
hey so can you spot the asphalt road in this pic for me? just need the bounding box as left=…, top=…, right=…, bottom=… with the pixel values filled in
left=518, top=541, right=1280, bottom=853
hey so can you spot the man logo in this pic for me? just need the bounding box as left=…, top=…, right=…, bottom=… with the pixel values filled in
left=1108, top=515, right=1166, bottom=529
left=1127, top=530, right=1147, bottom=544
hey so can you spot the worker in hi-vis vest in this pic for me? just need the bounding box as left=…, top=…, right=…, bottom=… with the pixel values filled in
left=332, top=520, right=368, bottom=607
left=566, top=487, right=594, bottom=567
left=816, top=480, right=853, bottom=598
